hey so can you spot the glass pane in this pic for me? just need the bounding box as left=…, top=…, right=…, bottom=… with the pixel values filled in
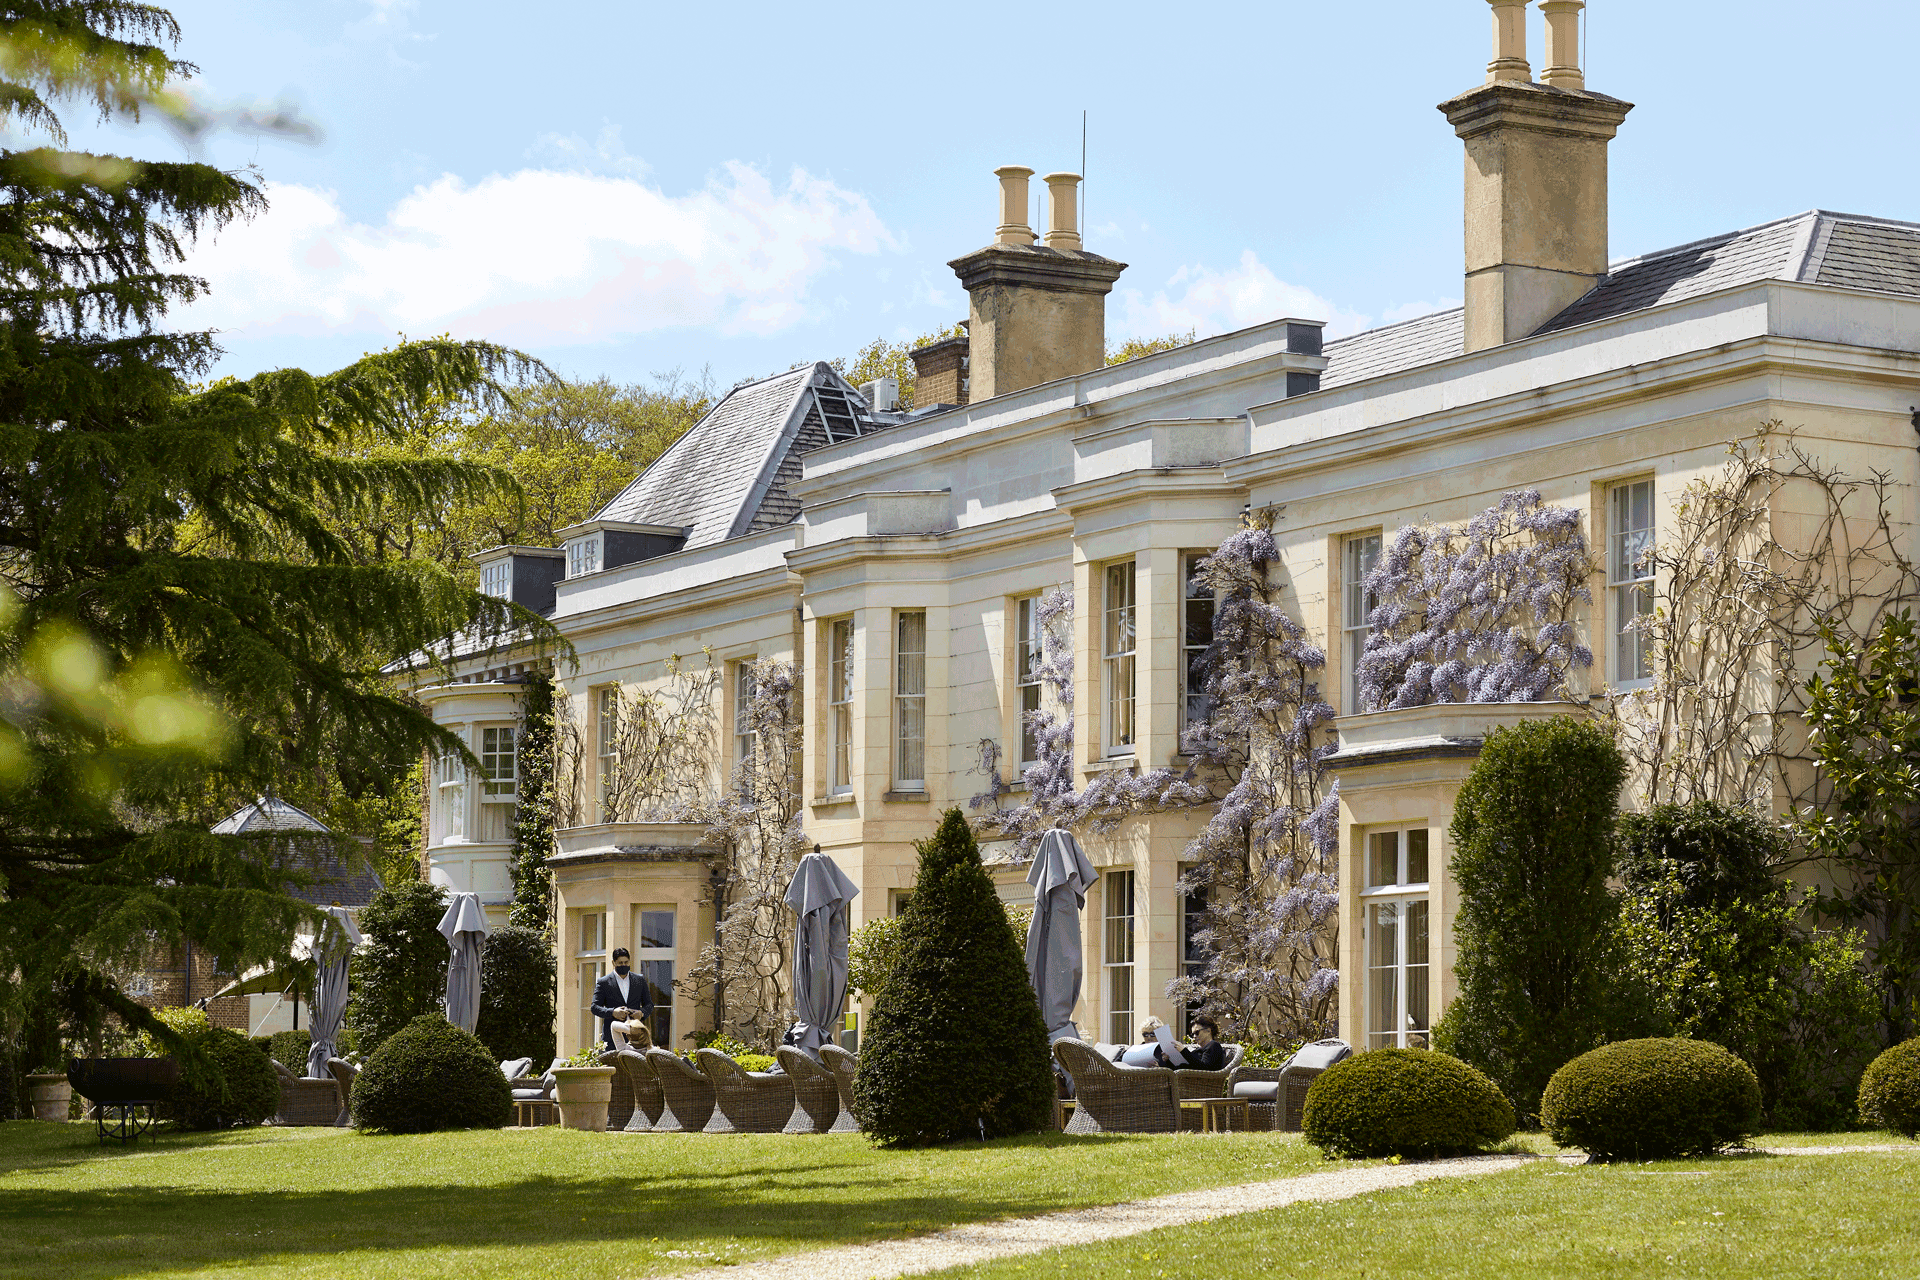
left=1017, top=597, right=1039, bottom=682
left=1407, top=900, right=1431, bottom=1045
left=1107, top=965, right=1133, bottom=1038
left=1370, top=830, right=1400, bottom=887
left=896, top=613, right=926, bottom=694
left=642, top=959, right=673, bottom=1049
left=1407, top=829, right=1429, bottom=884
left=1367, top=902, right=1399, bottom=1047
left=1109, top=653, right=1135, bottom=747
left=1020, top=683, right=1041, bottom=762
left=896, top=698, right=924, bottom=783
left=639, top=910, right=675, bottom=951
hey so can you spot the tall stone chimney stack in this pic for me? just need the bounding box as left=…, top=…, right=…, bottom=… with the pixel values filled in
left=949, top=167, right=1126, bottom=400
left=1440, top=0, right=1632, bottom=351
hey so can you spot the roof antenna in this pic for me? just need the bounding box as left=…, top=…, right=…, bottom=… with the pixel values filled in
left=1081, top=110, right=1087, bottom=245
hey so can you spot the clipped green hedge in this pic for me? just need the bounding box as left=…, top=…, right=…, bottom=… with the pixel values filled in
left=1542, top=1038, right=1761, bottom=1160
left=351, top=1014, right=512, bottom=1134
left=1301, top=1049, right=1515, bottom=1159
left=1858, top=1038, right=1920, bottom=1137
left=169, top=1028, right=278, bottom=1131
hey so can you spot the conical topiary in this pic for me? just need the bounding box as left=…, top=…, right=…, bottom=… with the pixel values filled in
left=853, top=808, right=1054, bottom=1146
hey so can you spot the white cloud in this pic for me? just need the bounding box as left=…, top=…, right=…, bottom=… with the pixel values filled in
left=1114, top=249, right=1370, bottom=342
left=176, top=163, right=897, bottom=346
left=526, top=123, right=650, bottom=178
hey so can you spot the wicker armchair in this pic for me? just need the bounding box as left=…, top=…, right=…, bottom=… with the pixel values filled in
left=819, top=1044, right=861, bottom=1132
left=1053, top=1039, right=1179, bottom=1134
left=1229, top=1038, right=1351, bottom=1132
left=271, top=1060, right=342, bottom=1127
left=1169, top=1043, right=1245, bottom=1131
left=645, top=1048, right=716, bottom=1134
left=696, top=1048, right=796, bottom=1134
left=613, top=1049, right=664, bottom=1132
left=597, top=1050, right=636, bottom=1130
left=775, top=1047, right=846, bottom=1134
left=325, top=1057, right=358, bottom=1127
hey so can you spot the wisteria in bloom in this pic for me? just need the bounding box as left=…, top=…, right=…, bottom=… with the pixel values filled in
left=971, top=514, right=1341, bottom=1042
left=1357, top=489, right=1593, bottom=710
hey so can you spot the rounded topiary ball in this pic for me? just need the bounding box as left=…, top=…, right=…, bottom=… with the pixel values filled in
left=351, top=1013, right=512, bottom=1134
left=170, top=1028, right=278, bottom=1130
left=1301, top=1049, right=1516, bottom=1158
left=1858, top=1038, right=1920, bottom=1137
left=1542, top=1038, right=1761, bottom=1160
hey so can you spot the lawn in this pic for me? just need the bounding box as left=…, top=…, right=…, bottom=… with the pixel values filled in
left=946, top=1139, right=1920, bottom=1280
left=0, top=1122, right=1341, bottom=1279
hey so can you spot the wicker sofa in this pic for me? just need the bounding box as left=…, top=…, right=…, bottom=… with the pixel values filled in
left=645, top=1048, right=716, bottom=1133
left=325, top=1057, right=357, bottom=1127
left=613, top=1049, right=665, bottom=1132
left=1228, top=1039, right=1351, bottom=1131
left=775, top=1047, right=847, bottom=1134
left=819, top=1044, right=861, bottom=1132
left=696, top=1048, right=796, bottom=1134
left=597, top=1049, right=636, bottom=1130
left=270, top=1060, right=343, bottom=1127
left=1053, top=1039, right=1179, bottom=1134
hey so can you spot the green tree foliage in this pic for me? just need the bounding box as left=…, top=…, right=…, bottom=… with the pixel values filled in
left=0, top=3, right=558, bottom=1085
left=1434, top=716, right=1625, bottom=1124
left=1106, top=330, right=1196, bottom=365
left=834, top=325, right=963, bottom=411
left=350, top=1012, right=511, bottom=1134
left=507, top=673, right=556, bottom=934
left=474, top=923, right=554, bottom=1068
left=852, top=808, right=1053, bottom=1146
left=1615, top=801, right=1879, bottom=1128
left=348, top=882, right=449, bottom=1057
left=165, top=1026, right=278, bottom=1130
left=1798, top=612, right=1920, bottom=1044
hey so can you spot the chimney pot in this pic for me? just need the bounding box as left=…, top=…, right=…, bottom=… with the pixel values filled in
left=1486, top=0, right=1531, bottom=83
left=1041, top=172, right=1083, bottom=251
left=993, top=165, right=1036, bottom=246
left=1540, top=0, right=1584, bottom=90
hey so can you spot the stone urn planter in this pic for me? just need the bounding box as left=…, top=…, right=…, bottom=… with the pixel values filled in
left=26, top=1073, right=71, bottom=1122
left=551, top=1065, right=616, bottom=1132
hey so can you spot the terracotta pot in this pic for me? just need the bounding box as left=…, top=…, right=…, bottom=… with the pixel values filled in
left=551, top=1066, right=615, bottom=1132
left=27, top=1074, right=71, bottom=1123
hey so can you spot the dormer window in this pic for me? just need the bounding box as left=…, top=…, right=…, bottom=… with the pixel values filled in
left=566, top=536, right=602, bottom=579
left=479, top=560, right=511, bottom=599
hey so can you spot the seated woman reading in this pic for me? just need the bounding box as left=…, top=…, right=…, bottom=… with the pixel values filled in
left=1154, top=1015, right=1227, bottom=1071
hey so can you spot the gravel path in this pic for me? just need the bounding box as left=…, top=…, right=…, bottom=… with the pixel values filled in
left=729, top=1153, right=1534, bottom=1280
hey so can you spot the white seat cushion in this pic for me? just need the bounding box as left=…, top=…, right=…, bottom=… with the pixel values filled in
left=1232, top=1081, right=1280, bottom=1101
left=1118, top=1044, right=1159, bottom=1068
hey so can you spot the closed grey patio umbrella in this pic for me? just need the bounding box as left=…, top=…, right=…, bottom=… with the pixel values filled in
left=438, top=892, right=492, bottom=1034
left=306, top=906, right=362, bottom=1078
left=784, top=849, right=859, bottom=1059
left=1027, top=828, right=1097, bottom=1042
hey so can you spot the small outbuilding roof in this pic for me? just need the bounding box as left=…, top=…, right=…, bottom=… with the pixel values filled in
left=211, top=795, right=384, bottom=909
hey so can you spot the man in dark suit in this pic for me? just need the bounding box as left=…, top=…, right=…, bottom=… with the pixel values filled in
left=590, top=947, right=654, bottom=1051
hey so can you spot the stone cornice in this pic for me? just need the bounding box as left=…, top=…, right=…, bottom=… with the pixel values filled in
left=1438, top=80, right=1633, bottom=141
left=948, top=242, right=1128, bottom=296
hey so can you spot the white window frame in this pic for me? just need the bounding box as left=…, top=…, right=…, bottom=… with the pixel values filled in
left=1104, top=869, right=1136, bottom=1044
left=596, top=686, right=620, bottom=821
left=1180, top=553, right=1215, bottom=739
left=1015, top=596, right=1043, bottom=766
left=566, top=535, right=602, bottom=579
left=829, top=619, right=854, bottom=794
left=479, top=724, right=517, bottom=801
left=732, top=660, right=757, bottom=791
left=1344, top=532, right=1383, bottom=713
left=479, top=560, right=511, bottom=600
left=1103, top=560, right=1137, bottom=756
left=1362, top=824, right=1431, bottom=1050
left=634, top=906, right=675, bottom=1050
left=433, top=735, right=467, bottom=843
left=894, top=611, right=926, bottom=790
left=576, top=910, right=607, bottom=1051
left=1608, top=479, right=1656, bottom=689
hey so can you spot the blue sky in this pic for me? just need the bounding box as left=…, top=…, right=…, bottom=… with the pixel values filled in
left=43, top=0, right=1920, bottom=388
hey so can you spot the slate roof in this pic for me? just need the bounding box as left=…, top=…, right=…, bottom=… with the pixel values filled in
left=1316, top=211, right=1920, bottom=391
left=212, top=795, right=383, bottom=909
left=595, top=362, right=884, bottom=548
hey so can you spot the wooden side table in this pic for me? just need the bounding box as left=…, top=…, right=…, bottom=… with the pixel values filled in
left=1053, top=1098, right=1077, bottom=1131
left=1188, top=1096, right=1250, bottom=1133
left=514, top=1099, right=556, bottom=1127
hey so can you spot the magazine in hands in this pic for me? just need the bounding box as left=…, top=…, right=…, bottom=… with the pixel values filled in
left=1154, top=1024, right=1188, bottom=1066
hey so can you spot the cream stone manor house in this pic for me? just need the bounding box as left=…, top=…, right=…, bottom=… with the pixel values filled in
left=403, top=3, right=1920, bottom=1059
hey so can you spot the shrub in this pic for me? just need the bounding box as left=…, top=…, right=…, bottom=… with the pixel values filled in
left=351, top=1013, right=512, bottom=1134
left=851, top=900, right=1034, bottom=1008
left=167, top=1027, right=278, bottom=1131
left=1434, top=716, right=1625, bottom=1124
left=853, top=808, right=1054, bottom=1146
left=1858, top=1038, right=1920, bottom=1137
left=348, top=882, right=449, bottom=1059
left=263, top=1030, right=311, bottom=1074
left=131, top=1004, right=211, bottom=1057
left=1301, top=1049, right=1515, bottom=1158
left=1542, top=1038, right=1762, bottom=1160
left=474, top=923, right=555, bottom=1068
